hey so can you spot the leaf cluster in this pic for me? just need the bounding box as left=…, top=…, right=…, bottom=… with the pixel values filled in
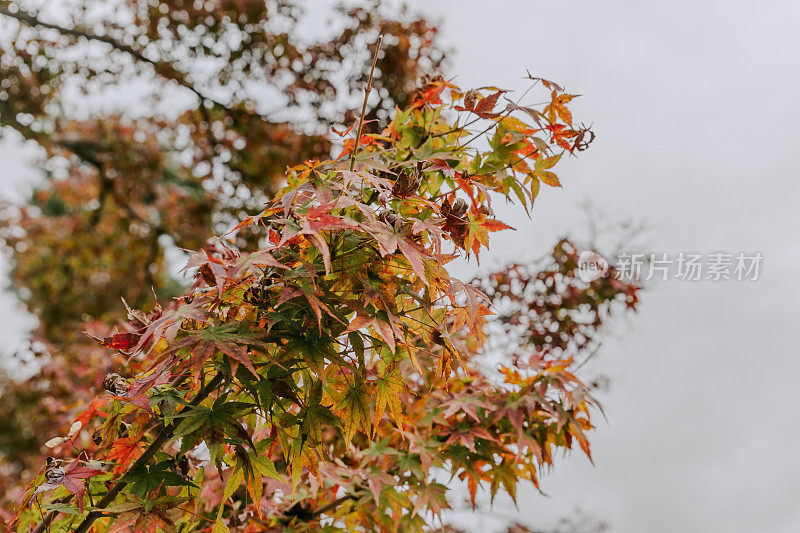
left=5, top=75, right=639, bottom=533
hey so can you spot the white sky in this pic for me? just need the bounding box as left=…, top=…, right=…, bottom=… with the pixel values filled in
left=409, top=1, right=800, bottom=532
left=2, top=0, right=800, bottom=531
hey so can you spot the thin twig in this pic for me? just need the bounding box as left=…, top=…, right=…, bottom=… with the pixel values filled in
left=349, top=34, right=383, bottom=172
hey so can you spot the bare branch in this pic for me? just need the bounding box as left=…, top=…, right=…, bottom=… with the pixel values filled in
left=349, top=34, right=383, bottom=172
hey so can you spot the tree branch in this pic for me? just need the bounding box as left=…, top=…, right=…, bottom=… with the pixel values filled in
left=311, top=493, right=357, bottom=519
left=0, top=2, right=268, bottom=122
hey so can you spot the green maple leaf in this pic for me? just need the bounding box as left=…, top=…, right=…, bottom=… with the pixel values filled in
left=335, top=378, right=371, bottom=444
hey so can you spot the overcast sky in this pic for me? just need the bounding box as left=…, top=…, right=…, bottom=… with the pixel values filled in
left=2, top=1, right=800, bottom=532
left=409, top=1, right=800, bottom=532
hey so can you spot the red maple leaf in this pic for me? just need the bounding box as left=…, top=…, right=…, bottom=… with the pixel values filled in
left=85, top=331, right=140, bottom=353
left=35, top=455, right=104, bottom=512
left=72, top=396, right=109, bottom=429
left=107, top=436, right=146, bottom=475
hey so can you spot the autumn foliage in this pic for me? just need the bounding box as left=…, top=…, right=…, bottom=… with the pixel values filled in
left=3, top=71, right=638, bottom=531
left=0, top=0, right=445, bottom=497
left=0, top=2, right=641, bottom=532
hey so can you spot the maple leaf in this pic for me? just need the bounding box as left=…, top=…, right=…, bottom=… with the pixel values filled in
left=447, top=278, right=490, bottom=328
left=105, top=493, right=187, bottom=533
left=526, top=70, right=564, bottom=91
left=544, top=90, right=577, bottom=126
left=482, top=219, right=515, bottom=232
left=35, top=455, right=104, bottom=512
left=504, top=98, right=547, bottom=128
left=411, top=74, right=451, bottom=108
left=373, top=368, right=407, bottom=433
left=362, top=220, right=400, bottom=256
left=239, top=448, right=282, bottom=518
left=441, top=394, right=496, bottom=423
left=335, top=378, right=372, bottom=444
left=107, top=436, right=146, bottom=474
left=463, top=214, right=490, bottom=257
left=442, top=424, right=497, bottom=452
left=345, top=313, right=399, bottom=354
left=132, top=299, right=207, bottom=355
left=229, top=249, right=288, bottom=279
left=72, top=396, right=109, bottom=429
left=85, top=331, right=140, bottom=353
left=176, top=323, right=274, bottom=377
left=534, top=153, right=563, bottom=187
left=489, top=459, right=520, bottom=504
left=301, top=288, right=343, bottom=334
left=461, top=89, right=506, bottom=119
left=216, top=340, right=258, bottom=377
left=411, top=482, right=449, bottom=518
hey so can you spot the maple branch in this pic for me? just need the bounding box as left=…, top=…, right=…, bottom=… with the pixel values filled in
left=311, top=493, right=356, bottom=518
left=69, top=373, right=225, bottom=533
left=0, top=2, right=268, bottom=122
left=349, top=34, right=383, bottom=172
